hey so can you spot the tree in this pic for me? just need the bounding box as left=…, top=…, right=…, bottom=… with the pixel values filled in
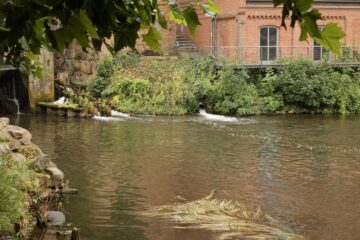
left=0, top=0, right=345, bottom=75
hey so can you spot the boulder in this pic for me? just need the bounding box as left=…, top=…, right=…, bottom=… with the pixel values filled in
left=0, top=117, right=10, bottom=129
left=45, top=211, right=66, bottom=226
left=19, top=143, right=45, bottom=160
left=45, top=166, right=64, bottom=187
left=0, top=143, right=10, bottom=155
left=7, top=125, right=32, bottom=143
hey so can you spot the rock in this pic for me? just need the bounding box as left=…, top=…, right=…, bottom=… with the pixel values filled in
left=19, top=143, right=46, bottom=161
left=2, top=125, right=32, bottom=150
left=9, top=152, right=26, bottom=163
left=0, top=118, right=10, bottom=129
left=80, top=61, right=93, bottom=74
left=0, top=143, right=10, bottom=154
left=45, top=167, right=64, bottom=187
left=45, top=211, right=66, bottom=226
left=7, top=125, right=32, bottom=142
left=62, top=188, right=79, bottom=195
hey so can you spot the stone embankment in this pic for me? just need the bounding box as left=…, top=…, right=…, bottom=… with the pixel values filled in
left=0, top=117, right=78, bottom=239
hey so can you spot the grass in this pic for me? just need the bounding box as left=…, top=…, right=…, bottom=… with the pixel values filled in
left=140, top=190, right=304, bottom=240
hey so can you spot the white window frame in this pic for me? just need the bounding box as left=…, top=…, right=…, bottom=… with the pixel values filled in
left=259, top=26, right=279, bottom=62
left=313, top=26, right=330, bottom=61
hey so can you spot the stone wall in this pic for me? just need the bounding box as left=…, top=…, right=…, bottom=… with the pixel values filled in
left=28, top=49, right=55, bottom=110
left=55, top=43, right=99, bottom=87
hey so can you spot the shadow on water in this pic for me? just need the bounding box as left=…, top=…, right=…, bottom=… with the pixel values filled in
left=10, top=114, right=360, bottom=240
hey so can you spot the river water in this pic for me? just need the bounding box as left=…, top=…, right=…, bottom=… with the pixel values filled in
left=10, top=114, right=360, bottom=240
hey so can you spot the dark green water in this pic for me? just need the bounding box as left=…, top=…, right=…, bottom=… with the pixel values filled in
left=10, top=114, right=360, bottom=240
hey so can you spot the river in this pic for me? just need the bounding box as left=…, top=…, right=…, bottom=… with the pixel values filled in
left=10, top=114, right=360, bottom=240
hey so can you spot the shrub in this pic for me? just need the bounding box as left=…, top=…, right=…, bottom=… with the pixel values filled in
left=212, top=66, right=260, bottom=116
left=87, top=51, right=140, bottom=98
left=87, top=57, right=114, bottom=97
left=0, top=154, right=39, bottom=235
left=260, top=60, right=340, bottom=111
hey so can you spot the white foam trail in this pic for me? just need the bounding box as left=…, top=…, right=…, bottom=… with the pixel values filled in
left=111, top=110, right=131, bottom=118
left=92, top=115, right=124, bottom=122
left=53, top=97, right=67, bottom=105
left=199, top=109, right=238, bottom=122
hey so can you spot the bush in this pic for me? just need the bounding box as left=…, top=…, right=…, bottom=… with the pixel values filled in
left=87, top=51, right=140, bottom=98
left=0, top=154, right=39, bottom=235
left=87, top=56, right=360, bottom=116
left=259, top=60, right=360, bottom=113
left=87, top=57, right=114, bottom=97
left=212, top=67, right=260, bottom=116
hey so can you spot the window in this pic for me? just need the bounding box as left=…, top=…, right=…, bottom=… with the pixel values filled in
left=168, top=0, right=176, bottom=5
left=313, top=26, right=329, bottom=61
left=260, top=26, right=278, bottom=62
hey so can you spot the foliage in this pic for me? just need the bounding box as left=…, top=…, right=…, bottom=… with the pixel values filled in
left=260, top=60, right=360, bottom=114
left=0, top=0, right=218, bottom=76
left=101, top=58, right=196, bottom=115
left=274, top=0, right=345, bottom=55
left=213, top=67, right=259, bottom=116
left=87, top=51, right=140, bottom=98
left=87, top=56, right=360, bottom=116
left=0, top=154, right=39, bottom=236
left=87, top=57, right=115, bottom=98
left=0, top=0, right=346, bottom=76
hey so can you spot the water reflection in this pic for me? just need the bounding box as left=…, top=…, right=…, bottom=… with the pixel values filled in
left=10, top=114, right=360, bottom=240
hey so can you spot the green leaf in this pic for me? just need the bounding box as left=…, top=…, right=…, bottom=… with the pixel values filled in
left=314, top=23, right=346, bottom=55
left=142, top=27, right=162, bottom=51
left=168, top=6, right=186, bottom=25
left=0, top=24, right=10, bottom=32
left=79, top=10, right=100, bottom=40
left=295, top=0, right=313, bottom=12
left=68, top=14, right=89, bottom=47
left=206, top=0, right=220, bottom=15
left=183, top=7, right=201, bottom=36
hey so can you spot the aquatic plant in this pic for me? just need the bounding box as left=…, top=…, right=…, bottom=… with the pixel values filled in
left=140, top=191, right=304, bottom=240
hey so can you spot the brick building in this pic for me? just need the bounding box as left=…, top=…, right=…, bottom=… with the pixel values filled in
left=174, top=0, right=360, bottom=64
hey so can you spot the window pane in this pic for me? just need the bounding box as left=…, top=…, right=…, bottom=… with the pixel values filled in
left=269, top=28, right=277, bottom=46
left=260, top=28, right=268, bottom=46
left=260, top=47, right=268, bottom=61
left=269, top=47, right=277, bottom=60
left=314, top=46, right=321, bottom=60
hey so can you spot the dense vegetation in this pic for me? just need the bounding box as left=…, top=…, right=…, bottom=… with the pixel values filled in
left=85, top=53, right=360, bottom=116
left=0, top=154, right=39, bottom=237
left=0, top=0, right=344, bottom=76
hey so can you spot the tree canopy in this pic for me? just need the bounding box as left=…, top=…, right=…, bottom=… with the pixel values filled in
left=0, top=0, right=345, bottom=75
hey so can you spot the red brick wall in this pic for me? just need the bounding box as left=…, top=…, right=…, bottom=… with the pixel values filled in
left=174, top=0, right=360, bottom=62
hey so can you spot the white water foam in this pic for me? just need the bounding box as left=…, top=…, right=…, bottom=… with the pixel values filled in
left=111, top=110, right=131, bottom=118
left=199, top=109, right=238, bottom=122
left=92, top=115, right=124, bottom=122
left=53, top=97, right=67, bottom=105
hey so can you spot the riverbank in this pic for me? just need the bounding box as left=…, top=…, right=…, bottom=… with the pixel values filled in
left=0, top=118, right=77, bottom=239
left=60, top=53, right=360, bottom=117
